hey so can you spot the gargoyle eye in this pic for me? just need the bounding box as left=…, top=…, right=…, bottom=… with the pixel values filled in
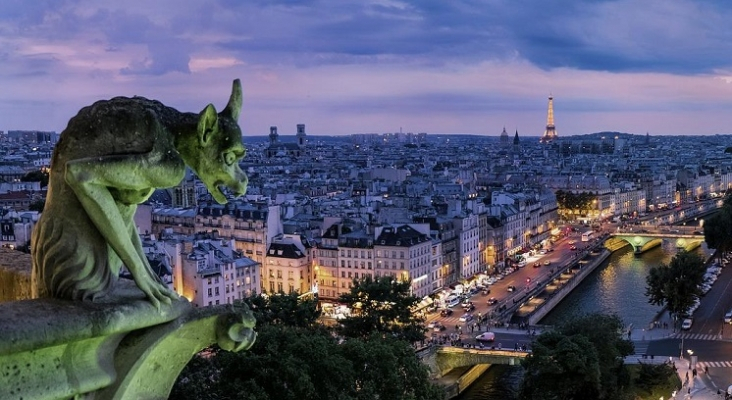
left=224, top=152, right=236, bottom=166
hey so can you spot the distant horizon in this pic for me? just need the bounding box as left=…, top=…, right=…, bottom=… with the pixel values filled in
left=240, top=131, right=732, bottom=139
left=2, top=2, right=732, bottom=135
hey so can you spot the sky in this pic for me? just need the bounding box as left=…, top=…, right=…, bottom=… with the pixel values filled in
left=1, top=0, right=732, bottom=137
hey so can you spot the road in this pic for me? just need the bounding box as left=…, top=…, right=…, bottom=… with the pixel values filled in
left=424, top=225, right=598, bottom=344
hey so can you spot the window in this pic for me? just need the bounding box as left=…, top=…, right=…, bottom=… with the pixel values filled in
left=214, top=287, right=219, bottom=296
left=207, top=288, right=212, bottom=296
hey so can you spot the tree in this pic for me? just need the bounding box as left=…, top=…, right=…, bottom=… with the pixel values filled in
left=704, top=196, right=732, bottom=256
left=337, top=275, right=425, bottom=342
left=171, top=315, right=443, bottom=400
left=339, top=333, right=444, bottom=400
left=555, top=190, right=598, bottom=220
left=520, top=313, right=634, bottom=400
left=29, top=199, right=45, bottom=212
left=214, top=325, right=356, bottom=400
left=21, top=169, right=49, bottom=187
left=238, top=291, right=320, bottom=328
left=520, top=331, right=602, bottom=400
left=645, top=250, right=705, bottom=322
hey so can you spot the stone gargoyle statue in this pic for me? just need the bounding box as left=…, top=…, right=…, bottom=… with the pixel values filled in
left=31, top=79, right=248, bottom=309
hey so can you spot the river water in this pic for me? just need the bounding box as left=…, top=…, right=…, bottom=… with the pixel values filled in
left=456, top=241, right=713, bottom=400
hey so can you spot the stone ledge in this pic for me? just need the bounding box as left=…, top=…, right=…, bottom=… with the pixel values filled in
left=0, top=280, right=191, bottom=356
left=0, top=280, right=255, bottom=400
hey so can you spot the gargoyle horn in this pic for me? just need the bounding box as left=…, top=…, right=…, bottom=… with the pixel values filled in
left=222, top=79, right=242, bottom=121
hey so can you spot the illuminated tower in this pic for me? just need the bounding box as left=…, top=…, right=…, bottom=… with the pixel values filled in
left=540, top=95, right=557, bottom=143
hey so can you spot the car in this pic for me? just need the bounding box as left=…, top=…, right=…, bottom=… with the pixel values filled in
left=481, top=288, right=491, bottom=296
left=507, top=285, right=516, bottom=292
left=568, top=240, right=576, bottom=245
left=570, top=246, right=577, bottom=250
left=433, top=322, right=446, bottom=332
left=543, top=261, right=551, bottom=266
left=459, top=313, right=474, bottom=323
left=440, top=308, right=453, bottom=317
left=546, top=248, right=555, bottom=252
left=468, top=287, right=480, bottom=296
left=681, top=318, right=693, bottom=330
left=475, top=332, right=496, bottom=342
left=725, top=311, right=732, bottom=324
left=427, top=321, right=437, bottom=329
left=487, top=297, right=498, bottom=305
left=539, top=249, right=547, bottom=255
left=464, top=304, right=475, bottom=312
left=461, top=299, right=473, bottom=308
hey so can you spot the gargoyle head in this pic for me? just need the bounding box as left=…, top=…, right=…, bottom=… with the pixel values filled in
left=193, top=79, right=248, bottom=204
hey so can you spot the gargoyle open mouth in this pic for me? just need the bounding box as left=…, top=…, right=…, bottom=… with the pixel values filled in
left=210, top=180, right=228, bottom=204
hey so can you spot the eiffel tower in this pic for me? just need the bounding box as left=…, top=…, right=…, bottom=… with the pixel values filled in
left=540, top=95, right=557, bottom=143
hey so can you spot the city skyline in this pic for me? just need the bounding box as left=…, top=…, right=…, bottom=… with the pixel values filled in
left=1, top=1, right=732, bottom=136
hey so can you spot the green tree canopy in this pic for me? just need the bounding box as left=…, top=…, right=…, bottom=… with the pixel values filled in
left=337, top=275, right=425, bottom=342
left=645, top=250, right=705, bottom=320
left=704, top=196, right=732, bottom=255
left=521, top=331, right=602, bottom=400
left=29, top=199, right=45, bottom=212
left=555, top=190, right=598, bottom=218
left=171, top=294, right=443, bottom=400
left=520, top=313, right=634, bottom=400
left=21, top=169, right=49, bottom=187
left=238, top=291, right=321, bottom=328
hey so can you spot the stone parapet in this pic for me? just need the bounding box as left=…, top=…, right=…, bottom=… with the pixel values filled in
left=0, top=280, right=256, bottom=400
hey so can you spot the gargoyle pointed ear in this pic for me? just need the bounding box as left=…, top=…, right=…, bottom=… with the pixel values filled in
left=222, top=79, right=242, bottom=121
left=198, top=104, right=218, bottom=145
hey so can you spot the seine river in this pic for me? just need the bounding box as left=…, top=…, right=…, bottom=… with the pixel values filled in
left=456, top=240, right=713, bottom=400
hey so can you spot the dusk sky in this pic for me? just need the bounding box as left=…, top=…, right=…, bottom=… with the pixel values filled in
left=1, top=0, right=732, bottom=136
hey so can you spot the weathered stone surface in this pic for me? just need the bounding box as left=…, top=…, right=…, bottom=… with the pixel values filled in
left=0, top=280, right=256, bottom=400
left=0, top=248, right=32, bottom=302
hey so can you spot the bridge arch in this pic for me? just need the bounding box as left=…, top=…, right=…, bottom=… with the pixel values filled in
left=612, top=235, right=663, bottom=254
left=424, top=347, right=528, bottom=377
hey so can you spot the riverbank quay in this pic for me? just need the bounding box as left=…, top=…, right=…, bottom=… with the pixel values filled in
left=510, top=242, right=613, bottom=326
left=436, top=364, right=491, bottom=400
left=417, top=344, right=498, bottom=400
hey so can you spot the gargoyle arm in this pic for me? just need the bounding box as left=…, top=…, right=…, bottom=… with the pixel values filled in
left=64, top=153, right=181, bottom=309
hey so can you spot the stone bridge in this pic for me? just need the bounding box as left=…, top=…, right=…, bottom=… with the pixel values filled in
left=420, top=346, right=529, bottom=377
left=609, top=233, right=704, bottom=254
